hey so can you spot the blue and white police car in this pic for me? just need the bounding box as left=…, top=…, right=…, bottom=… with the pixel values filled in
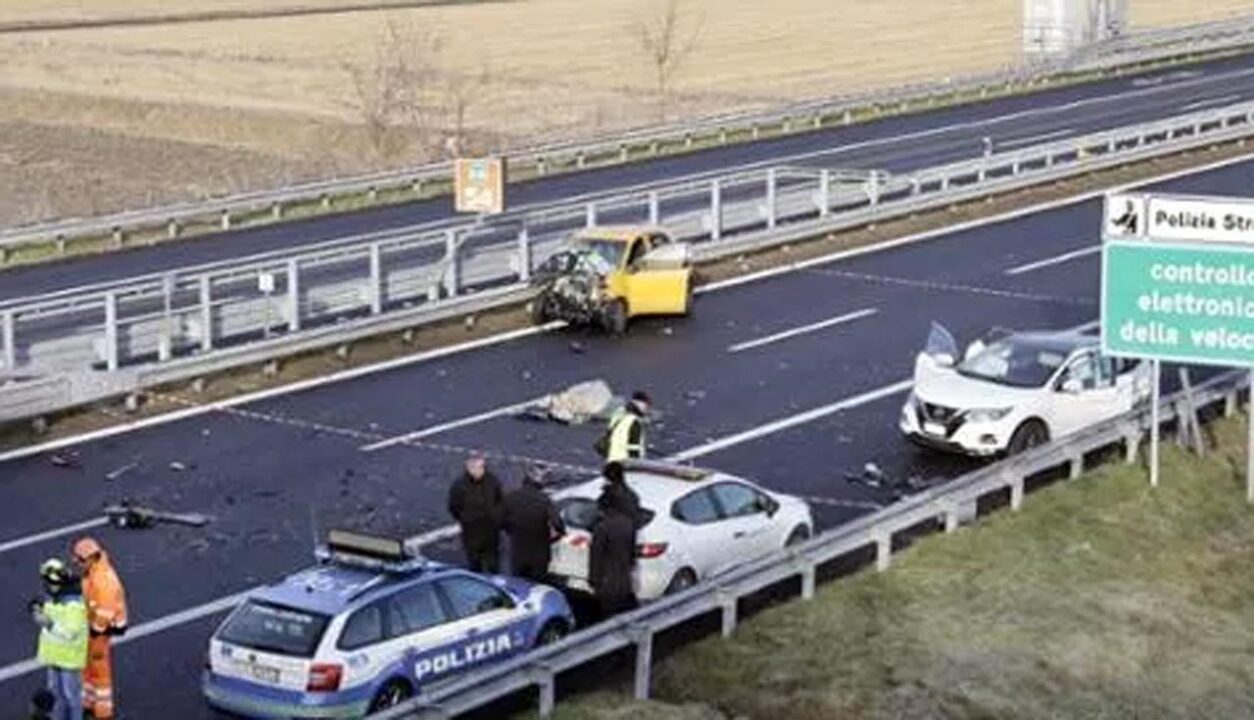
left=202, top=530, right=575, bottom=719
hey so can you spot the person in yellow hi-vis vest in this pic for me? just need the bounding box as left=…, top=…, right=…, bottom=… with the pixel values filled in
left=32, top=558, right=88, bottom=720
left=73, top=538, right=128, bottom=720
left=601, top=391, right=650, bottom=462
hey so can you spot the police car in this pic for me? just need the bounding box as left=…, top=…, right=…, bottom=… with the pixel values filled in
left=548, top=460, right=814, bottom=600
left=202, top=530, right=574, bottom=719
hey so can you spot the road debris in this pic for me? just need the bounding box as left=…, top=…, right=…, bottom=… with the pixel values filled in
left=518, top=379, right=622, bottom=425
left=50, top=451, right=81, bottom=469
left=104, top=463, right=137, bottom=482
left=104, top=501, right=212, bottom=529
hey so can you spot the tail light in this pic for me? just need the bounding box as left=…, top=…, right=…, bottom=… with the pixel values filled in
left=307, top=663, right=342, bottom=693
left=636, top=542, right=669, bottom=559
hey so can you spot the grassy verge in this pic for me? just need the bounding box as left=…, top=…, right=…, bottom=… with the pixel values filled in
left=549, top=414, right=1254, bottom=720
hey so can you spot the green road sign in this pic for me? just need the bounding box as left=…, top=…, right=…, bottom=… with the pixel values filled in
left=1102, top=239, right=1254, bottom=367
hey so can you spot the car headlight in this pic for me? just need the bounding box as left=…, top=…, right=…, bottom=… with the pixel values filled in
left=965, top=407, right=1012, bottom=423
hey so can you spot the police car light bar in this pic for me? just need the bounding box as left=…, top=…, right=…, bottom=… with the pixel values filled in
left=620, top=459, right=711, bottom=482
left=316, top=530, right=430, bottom=574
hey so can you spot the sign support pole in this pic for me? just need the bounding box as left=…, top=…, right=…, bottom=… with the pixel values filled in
left=1150, top=359, right=1161, bottom=488
left=1247, top=368, right=1253, bottom=504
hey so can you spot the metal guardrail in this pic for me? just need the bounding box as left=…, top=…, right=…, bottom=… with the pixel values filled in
left=2, top=14, right=1254, bottom=256
left=3, top=99, right=1254, bottom=424
left=372, top=368, right=1251, bottom=719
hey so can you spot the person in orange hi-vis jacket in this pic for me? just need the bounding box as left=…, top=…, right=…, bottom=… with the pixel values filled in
left=72, top=538, right=127, bottom=719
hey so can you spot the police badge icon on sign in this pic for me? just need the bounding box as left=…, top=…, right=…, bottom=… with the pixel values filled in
left=1105, top=194, right=1144, bottom=238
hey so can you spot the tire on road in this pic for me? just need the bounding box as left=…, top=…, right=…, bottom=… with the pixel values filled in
left=785, top=524, right=811, bottom=547
left=369, top=678, right=414, bottom=713
left=536, top=619, right=570, bottom=646
left=1007, top=419, right=1049, bottom=456
left=603, top=299, right=629, bottom=336
left=663, top=567, right=698, bottom=595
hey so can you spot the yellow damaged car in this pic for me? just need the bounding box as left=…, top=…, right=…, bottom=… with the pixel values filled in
left=529, top=225, right=693, bottom=334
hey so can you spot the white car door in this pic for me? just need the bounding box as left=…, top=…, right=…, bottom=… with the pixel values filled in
left=669, top=487, right=734, bottom=581
left=1050, top=351, right=1121, bottom=438
left=708, top=482, right=777, bottom=573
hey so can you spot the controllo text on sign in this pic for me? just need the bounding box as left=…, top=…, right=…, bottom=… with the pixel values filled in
left=1102, top=192, right=1254, bottom=366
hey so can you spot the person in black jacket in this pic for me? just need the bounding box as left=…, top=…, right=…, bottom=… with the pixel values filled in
left=600, top=462, right=642, bottom=530
left=589, top=489, right=638, bottom=619
left=446, top=452, right=504, bottom=573
left=503, top=464, right=566, bottom=583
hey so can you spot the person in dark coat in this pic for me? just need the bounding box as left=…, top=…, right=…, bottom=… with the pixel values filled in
left=446, top=452, right=504, bottom=573
left=600, top=462, right=643, bottom=530
left=503, top=464, right=566, bottom=583
left=589, top=490, right=638, bottom=619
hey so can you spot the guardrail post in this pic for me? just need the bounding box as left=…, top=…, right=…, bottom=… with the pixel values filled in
left=443, top=230, right=460, bottom=298
left=619, top=144, right=629, bottom=163
left=271, top=203, right=283, bottom=220
left=800, top=560, right=816, bottom=600
left=287, top=259, right=301, bottom=332
left=585, top=202, right=597, bottom=228
left=719, top=128, right=728, bottom=144
left=104, top=292, right=120, bottom=372
left=167, top=219, right=180, bottom=239
left=842, top=109, right=852, bottom=125
left=369, top=242, right=384, bottom=315
left=1, top=311, right=15, bottom=371
left=766, top=168, right=778, bottom=229
left=1225, top=390, right=1239, bottom=418
left=537, top=157, right=548, bottom=176
left=866, top=173, right=880, bottom=206
left=517, top=227, right=531, bottom=282
left=220, top=210, right=232, bottom=231
left=111, top=227, right=124, bottom=250
left=751, top=124, right=760, bottom=140
left=874, top=531, right=891, bottom=572
left=719, top=590, right=738, bottom=638
left=159, top=274, right=174, bottom=363
left=1123, top=427, right=1140, bottom=464
left=942, top=501, right=960, bottom=533
left=629, top=626, right=654, bottom=701
left=412, top=178, right=424, bottom=196
left=199, top=276, right=213, bottom=352
left=647, top=191, right=660, bottom=225
left=684, top=132, right=693, bottom=149
left=1010, top=476, right=1025, bottom=511
left=529, top=663, right=555, bottom=718
left=576, top=151, right=586, bottom=169
left=710, top=179, right=722, bottom=241
left=819, top=169, right=831, bottom=216
left=1068, top=452, right=1083, bottom=479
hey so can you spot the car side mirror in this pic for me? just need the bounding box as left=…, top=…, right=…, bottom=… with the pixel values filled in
left=759, top=497, right=779, bottom=517
left=1060, top=378, right=1083, bottom=394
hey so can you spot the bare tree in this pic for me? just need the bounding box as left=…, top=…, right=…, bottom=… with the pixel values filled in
left=344, top=17, right=443, bottom=160
left=635, top=0, right=703, bottom=122
left=440, top=63, right=493, bottom=158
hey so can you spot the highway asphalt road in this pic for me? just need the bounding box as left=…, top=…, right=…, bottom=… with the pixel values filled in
left=2, top=145, right=1252, bottom=717
left=5, top=52, right=1254, bottom=301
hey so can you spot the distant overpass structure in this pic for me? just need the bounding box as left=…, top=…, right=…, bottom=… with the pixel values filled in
left=1024, top=0, right=1128, bottom=58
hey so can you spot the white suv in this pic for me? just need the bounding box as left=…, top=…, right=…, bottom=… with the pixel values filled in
left=900, top=324, right=1153, bottom=456
left=548, top=460, right=814, bottom=600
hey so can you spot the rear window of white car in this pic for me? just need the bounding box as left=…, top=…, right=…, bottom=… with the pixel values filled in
left=218, top=600, right=329, bottom=658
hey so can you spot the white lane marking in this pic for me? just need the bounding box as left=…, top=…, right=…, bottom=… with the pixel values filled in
left=698, top=149, right=1254, bottom=296
left=0, top=588, right=253, bottom=683
left=1005, top=245, right=1100, bottom=275
left=1181, top=93, right=1242, bottom=112
left=667, top=380, right=914, bottom=463
left=0, top=517, right=109, bottom=556
left=0, top=323, right=562, bottom=466
left=728, top=308, right=878, bottom=353
left=359, top=394, right=551, bottom=452
left=809, top=268, right=1093, bottom=306
left=6, top=148, right=1254, bottom=468
left=996, top=128, right=1075, bottom=148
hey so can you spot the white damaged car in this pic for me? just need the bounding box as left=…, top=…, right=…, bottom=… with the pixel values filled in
left=899, top=324, right=1153, bottom=456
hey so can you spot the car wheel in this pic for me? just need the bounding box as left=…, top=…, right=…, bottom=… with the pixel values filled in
left=603, top=300, right=628, bottom=336
left=537, top=619, right=569, bottom=646
left=663, top=568, right=698, bottom=595
left=530, top=296, right=550, bottom=325
left=1007, top=420, right=1049, bottom=456
left=785, top=525, right=811, bottom=547
left=368, top=679, right=414, bottom=712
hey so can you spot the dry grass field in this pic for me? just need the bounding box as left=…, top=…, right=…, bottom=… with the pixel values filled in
left=1, top=0, right=1252, bottom=227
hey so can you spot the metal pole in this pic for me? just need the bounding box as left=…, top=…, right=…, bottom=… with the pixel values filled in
left=1150, top=359, right=1161, bottom=488
left=160, top=274, right=174, bottom=362
left=1, top=310, right=14, bottom=371
left=287, top=259, right=301, bottom=332
left=444, top=230, right=459, bottom=298
left=516, top=227, right=531, bottom=283
left=647, top=191, right=660, bottom=225
left=819, top=169, right=831, bottom=216
left=369, top=243, right=383, bottom=315
left=710, top=179, right=722, bottom=241
left=199, top=276, right=213, bottom=352
left=766, top=168, right=777, bottom=229
left=104, top=292, right=119, bottom=372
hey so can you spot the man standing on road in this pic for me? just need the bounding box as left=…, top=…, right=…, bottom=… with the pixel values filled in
left=601, top=391, right=650, bottom=463
left=72, top=538, right=127, bottom=720
left=502, top=464, right=566, bottom=584
left=599, top=461, right=642, bottom=530
left=447, top=451, right=505, bottom=573
left=32, top=559, right=87, bottom=720
left=589, top=490, right=638, bottom=619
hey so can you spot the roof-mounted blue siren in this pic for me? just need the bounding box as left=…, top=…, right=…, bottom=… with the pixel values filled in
left=315, top=529, right=429, bottom=574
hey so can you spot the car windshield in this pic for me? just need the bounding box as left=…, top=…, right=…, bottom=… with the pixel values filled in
left=580, top=239, right=626, bottom=269
left=217, top=600, right=330, bottom=658
left=956, top=338, right=1068, bottom=388
left=557, top=496, right=656, bottom=531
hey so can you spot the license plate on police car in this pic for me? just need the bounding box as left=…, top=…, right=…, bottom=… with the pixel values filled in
left=923, top=421, right=946, bottom=436
left=248, top=664, right=281, bottom=684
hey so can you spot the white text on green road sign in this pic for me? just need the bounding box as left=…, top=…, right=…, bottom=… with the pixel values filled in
left=1102, top=240, right=1254, bottom=366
